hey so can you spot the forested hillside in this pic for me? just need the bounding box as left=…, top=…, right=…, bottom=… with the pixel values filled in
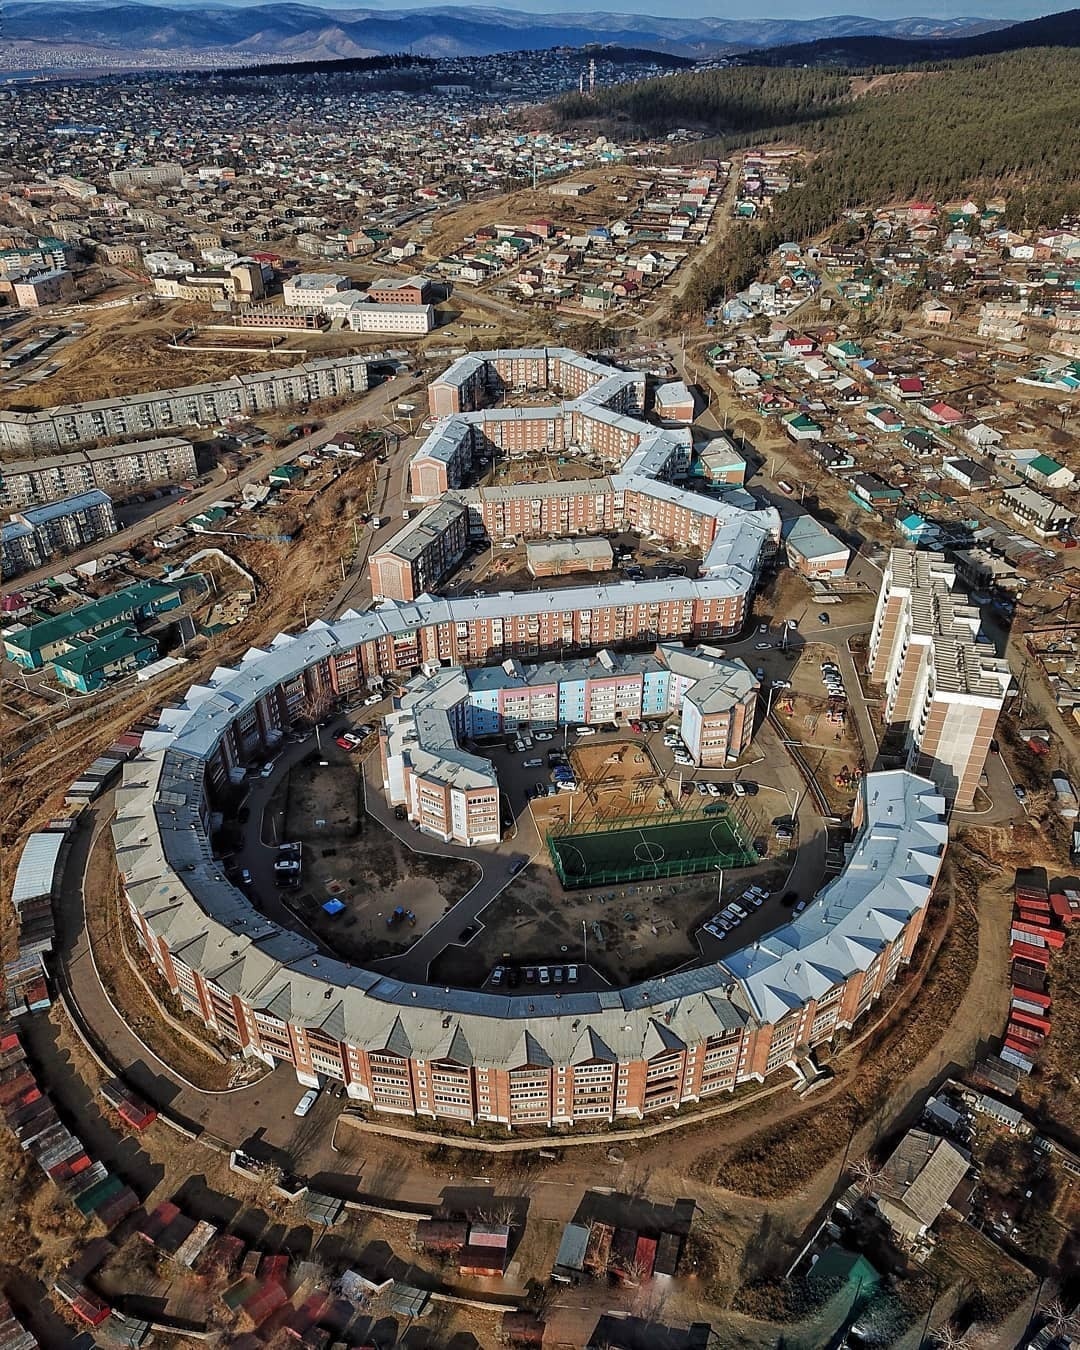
left=555, top=49, right=1080, bottom=313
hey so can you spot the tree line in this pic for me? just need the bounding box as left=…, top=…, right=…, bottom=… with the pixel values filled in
left=555, top=49, right=1080, bottom=313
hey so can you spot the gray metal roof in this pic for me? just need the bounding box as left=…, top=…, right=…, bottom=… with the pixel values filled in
left=11, top=832, right=65, bottom=905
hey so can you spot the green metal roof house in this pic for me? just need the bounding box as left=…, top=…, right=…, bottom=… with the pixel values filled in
left=52, top=626, right=158, bottom=693
left=3, top=581, right=184, bottom=669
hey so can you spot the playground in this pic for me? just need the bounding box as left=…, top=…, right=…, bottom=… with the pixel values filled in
left=548, top=807, right=759, bottom=888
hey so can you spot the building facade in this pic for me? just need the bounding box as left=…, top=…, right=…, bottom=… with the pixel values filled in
left=113, top=653, right=946, bottom=1126
left=0, top=438, right=197, bottom=509
left=1, top=489, right=117, bottom=577
left=381, top=644, right=759, bottom=839
left=868, top=549, right=1010, bottom=808
left=0, top=357, right=369, bottom=454
left=369, top=500, right=470, bottom=603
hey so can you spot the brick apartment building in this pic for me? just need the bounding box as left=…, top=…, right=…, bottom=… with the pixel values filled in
left=868, top=548, right=1010, bottom=808
left=380, top=645, right=759, bottom=837
left=370, top=499, right=470, bottom=602
left=116, top=669, right=947, bottom=1125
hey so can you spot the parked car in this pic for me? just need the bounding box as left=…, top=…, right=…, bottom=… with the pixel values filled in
left=706, top=782, right=722, bottom=797
left=394, top=805, right=407, bottom=820
left=260, top=760, right=277, bottom=778
left=294, top=1089, right=319, bottom=1117
left=574, top=726, right=596, bottom=736
left=538, top=966, right=551, bottom=985
left=523, top=757, right=543, bottom=768
left=274, top=859, right=301, bottom=874
left=732, top=782, right=747, bottom=798
left=566, top=965, right=578, bottom=983
left=335, top=736, right=356, bottom=751
left=818, top=612, right=831, bottom=625
left=697, top=781, right=710, bottom=796
left=535, top=731, right=554, bottom=741
left=490, top=966, right=505, bottom=987
left=509, top=859, right=527, bottom=875
left=754, top=642, right=771, bottom=650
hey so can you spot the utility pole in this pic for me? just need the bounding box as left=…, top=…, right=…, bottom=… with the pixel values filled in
left=582, top=918, right=588, bottom=966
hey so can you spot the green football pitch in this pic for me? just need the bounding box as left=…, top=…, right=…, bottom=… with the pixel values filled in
left=549, top=810, right=758, bottom=888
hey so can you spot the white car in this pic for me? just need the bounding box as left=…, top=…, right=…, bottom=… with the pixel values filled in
left=754, top=642, right=771, bottom=650
left=294, top=1089, right=319, bottom=1117
left=260, top=760, right=277, bottom=778
left=704, top=922, right=724, bottom=938
left=732, top=782, right=747, bottom=798
left=772, top=679, right=791, bottom=690
left=566, top=965, right=579, bottom=983
left=523, top=757, right=543, bottom=768
left=706, top=782, right=722, bottom=797
left=363, top=693, right=383, bottom=706
left=674, top=752, right=693, bottom=766
left=574, top=726, right=596, bottom=736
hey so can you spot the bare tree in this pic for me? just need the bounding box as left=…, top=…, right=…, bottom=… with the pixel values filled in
left=298, top=681, right=335, bottom=752
left=932, top=1326, right=969, bottom=1350
left=1040, top=1299, right=1079, bottom=1338
left=849, top=1156, right=881, bottom=1196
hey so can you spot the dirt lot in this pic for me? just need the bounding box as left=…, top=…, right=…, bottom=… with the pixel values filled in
left=772, top=642, right=864, bottom=816
left=1, top=300, right=309, bottom=415
left=265, top=752, right=477, bottom=961
left=430, top=736, right=785, bottom=989
left=423, top=164, right=647, bottom=262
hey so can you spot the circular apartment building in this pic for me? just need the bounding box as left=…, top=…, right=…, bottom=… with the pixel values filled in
left=110, top=350, right=949, bottom=1130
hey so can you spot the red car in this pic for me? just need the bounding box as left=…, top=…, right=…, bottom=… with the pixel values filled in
left=335, top=736, right=354, bottom=751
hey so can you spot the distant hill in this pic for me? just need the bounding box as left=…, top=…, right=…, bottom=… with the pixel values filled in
left=0, top=2, right=1009, bottom=63
left=736, top=6, right=1080, bottom=66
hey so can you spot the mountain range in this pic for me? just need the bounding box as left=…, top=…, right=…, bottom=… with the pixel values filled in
left=0, top=2, right=1013, bottom=61
left=734, top=3, right=1080, bottom=62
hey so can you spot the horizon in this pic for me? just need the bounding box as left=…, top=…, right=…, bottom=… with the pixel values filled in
left=12, top=0, right=1061, bottom=23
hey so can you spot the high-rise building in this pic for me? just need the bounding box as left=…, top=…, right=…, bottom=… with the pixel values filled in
left=868, top=549, right=1010, bottom=808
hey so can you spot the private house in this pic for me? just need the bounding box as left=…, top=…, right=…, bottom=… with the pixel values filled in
left=866, top=406, right=904, bottom=433
left=1017, top=454, right=1074, bottom=491
left=782, top=412, right=823, bottom=442
left=871, top=1128, right=970, bottom=1246
left=941, top=458, right=992, bottom=491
